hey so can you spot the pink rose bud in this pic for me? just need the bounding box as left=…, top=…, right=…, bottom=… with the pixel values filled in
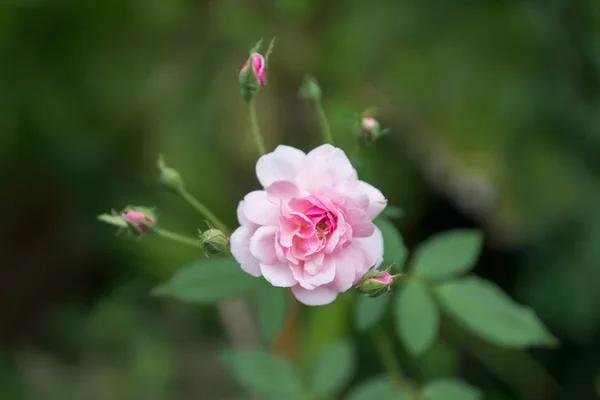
left=121, top=206, right=157, bottom=234
left=356, top=266, right=396, bottom=297
left=362, top=117, right=376, bottom=131
left=241, top=53, right=266, bottom=86
left=370, top=272, right=394, bottom=285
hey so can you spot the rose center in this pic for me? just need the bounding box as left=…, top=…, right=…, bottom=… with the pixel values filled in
left=315, top=218, right=331, bottom=238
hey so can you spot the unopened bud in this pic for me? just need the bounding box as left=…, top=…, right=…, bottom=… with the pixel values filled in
left=198, top=225, right=230, bottom=255
left=298, top=75, right=322, bottom=103
left=121, top=206, right=157, bottom=234
left=240, top=52, right=266, bottom=102
left=355, top=116, right=387, bottom=145
left=356, top=266, right=397, bottom=297
left=157, top=154, right=184, bottom=193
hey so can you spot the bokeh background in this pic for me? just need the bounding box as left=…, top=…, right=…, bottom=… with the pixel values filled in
left=2, top=0, right=600, bottom=399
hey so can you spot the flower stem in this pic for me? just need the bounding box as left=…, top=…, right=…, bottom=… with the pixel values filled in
left=371, top=326, right=404, bottom=380
left=153, top=227, right=203, bottom=248
left=248, top=101, right=266, bottom=156
left=313, top=99, right=334, bottom=145
left=177, top=189, right=230, bottom=235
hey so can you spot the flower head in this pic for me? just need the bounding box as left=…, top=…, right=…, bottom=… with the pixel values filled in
left=356, top=116, right=386, bottom=144
left=355, top=266, right=396, bottom=297
left=199, top=225, right=230, bottom=255
left=230, top=144, right=387, bottom=306
left=241, top=53, right=266, bottom=86
left=121, top=206, right=156, bottom=233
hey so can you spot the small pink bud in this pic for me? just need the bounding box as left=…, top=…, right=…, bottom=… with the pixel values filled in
left=241, top=53, right=266, bottom=86
left=121, top=208, right=156, bottom=233
left=371, top=272, right=394, bottom=285
left=355, top=114, right=386, bottom=145
left=362, top=117, right=376, bottom=130
left=356, top=266, right=397, bottom=297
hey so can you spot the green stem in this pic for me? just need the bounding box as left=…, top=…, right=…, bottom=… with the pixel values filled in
left=313, top=100, right=334, bottom=145
left=154, top=228, right=203, bottom=248
left=178, top=189, right=230, bottom=235
left=371, top=326, right=404, bottom=381
left=248, top=101, right=266, bottom=156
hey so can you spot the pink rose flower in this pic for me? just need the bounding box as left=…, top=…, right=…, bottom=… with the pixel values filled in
left=231, top=144, right=387, bottom=306
left=241, top=53, right=266, bottom=86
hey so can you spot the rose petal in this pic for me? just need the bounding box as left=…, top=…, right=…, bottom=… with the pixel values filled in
left=291, top=284, right=338, bottom=306
left=356, top=181, right=387, bottom=219
left=305, top=259, right=336, bottom=286
left=333, top=245, right=365, bottom=290
left=267, top=181, right=301, bottom=204
left=249, top=226, right=278, bottom=265
left=289, top=263, right=315, bottom=290
left=260, top=262, right=297, bottom=287
left=345, top=207, right=375, bottom=238
left=296, top=144, right=358, bottom=193
left=230, top=225, right=261, bottom=277
left=353, top=226, right=384, bottom=277
left=242, top=190, right=278, bottom=226
left=256, top=145, right=306, bottom=188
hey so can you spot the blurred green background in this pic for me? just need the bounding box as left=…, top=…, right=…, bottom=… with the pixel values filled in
left=2, top=0, right=600, bottom=398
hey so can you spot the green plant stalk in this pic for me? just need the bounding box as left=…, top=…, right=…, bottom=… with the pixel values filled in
left=371, top=326, right=403, bottom=380
left=154, top=228, right=203, bottom=248
left=312, top=99, right=334, bottom=145
left=177, top=189, right=230, bottom=234
left=248, top=101, right=266, bottom=156
left=371, top=326, right=414, bottom=392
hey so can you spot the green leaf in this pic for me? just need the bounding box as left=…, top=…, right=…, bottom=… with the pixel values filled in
left=152, top=257, right=259, bottom=304
left=257, top=285, right=288, bottom=343
left=345, top=376, right=408, bottom=400
left=422, top=378, right=482, bottom=400
left=220, top=349, right=302, bottom=396
left=375, top=217, right=408, bottom=269
left=412, top=229, right=483, bottom=280
left=395, top=280, right=439, bottom=355
left=437, top=277, right=558, bottom=348
left=355, top=294, right=390, bottom=332
left=309, top=339, right=356, bottom=396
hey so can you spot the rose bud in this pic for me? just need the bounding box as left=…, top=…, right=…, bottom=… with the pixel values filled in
left=157, top=154, right=185, bottom=193
left=241, top=53, right=266, bottom=85
left=121, top=206, right=157, bottom=234
left=239, top=53, right=266, bottom=102
left=356, top=116, right=387, bottom=145
left=199, top=226, right=230, bottom=255
left=356, top=266, right=396, bottom=297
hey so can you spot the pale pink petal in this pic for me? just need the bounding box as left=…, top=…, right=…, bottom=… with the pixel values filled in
left=291, top=284, right=338, bottom=306
left=267, top=181, right=301, bottom=204
left=236, top=201, right=248, bottom=225
left=260, top=262, right=297, bottom=287
left=333, top=245, right=365, bottom=290
left=249, top=226, right=278, bottom=265
left=354, top=226, right=384, bottom=277
left=289, top=263, right=315, bottom=290
left=345, top=207, right=375, bottom=238
left=355, top=181, right=387, bottom=219
left=230, top=225, right=261, bottom=277
left=256, top=145, right=306, bottom=188
left=296, top=145, right=358, bottom=193
left=242, top=190, right=278, bottom=226
left=305, top=259, right=336, bottom=286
